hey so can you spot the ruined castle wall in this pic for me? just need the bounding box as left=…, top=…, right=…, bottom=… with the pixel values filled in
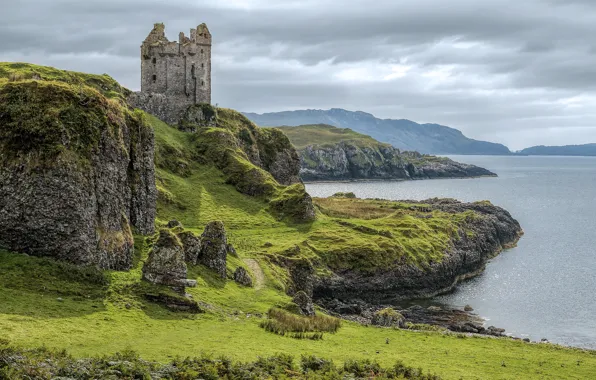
left=137, top=23, right=212, bottom=125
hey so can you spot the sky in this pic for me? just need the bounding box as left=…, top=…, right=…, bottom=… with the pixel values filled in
left=3, top=0, right=596, bottom=150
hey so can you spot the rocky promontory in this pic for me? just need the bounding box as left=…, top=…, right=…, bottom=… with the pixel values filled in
left=276, top=124, right=496, bottom=181
left=312, top=198, right=523, bottom=304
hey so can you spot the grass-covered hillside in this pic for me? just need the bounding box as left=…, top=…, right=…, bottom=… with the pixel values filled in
left=277, top=124, right=387, bottom=149
left=0, top=63, right=594, bottom=379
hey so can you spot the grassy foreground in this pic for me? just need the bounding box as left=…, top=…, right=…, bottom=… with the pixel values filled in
left=0, top=63, right=595, bottom=379
left=1, top=249, right=595, bottom=379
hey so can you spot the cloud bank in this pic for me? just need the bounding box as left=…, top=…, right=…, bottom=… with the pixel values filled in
left=3, top=0, right=596, bottom=149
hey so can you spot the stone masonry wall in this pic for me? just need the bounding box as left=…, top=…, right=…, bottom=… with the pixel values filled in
left=136, top=23, right=211, bottom=125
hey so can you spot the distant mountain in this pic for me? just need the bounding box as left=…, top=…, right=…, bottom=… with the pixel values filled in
left=243, top=108, right=511, bottom=155
left=518, top=144, right=596, bottom=156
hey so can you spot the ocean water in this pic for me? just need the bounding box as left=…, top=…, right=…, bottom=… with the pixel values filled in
left=305, top=156, right=596, bottom=349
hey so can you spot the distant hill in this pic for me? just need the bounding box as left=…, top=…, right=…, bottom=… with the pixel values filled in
left=244, top=108, right=511, bottom=155
left=275, top=124, right=496, bottom=181
left=277, top=124, right=382, bottom=150
left=518, top=144, right=596, bottom=156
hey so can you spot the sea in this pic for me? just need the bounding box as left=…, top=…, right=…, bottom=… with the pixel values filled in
left=305, top=155, right=596, bottom=350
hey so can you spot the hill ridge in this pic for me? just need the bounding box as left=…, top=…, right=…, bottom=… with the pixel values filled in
left=244, top=108, right=512, bottom=155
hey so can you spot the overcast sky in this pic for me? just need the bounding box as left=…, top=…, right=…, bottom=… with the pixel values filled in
left=3, top=0, right=596, bottom=149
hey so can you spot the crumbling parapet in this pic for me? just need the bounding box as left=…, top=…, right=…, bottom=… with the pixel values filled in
left=131, top=22, right=212, bottom=125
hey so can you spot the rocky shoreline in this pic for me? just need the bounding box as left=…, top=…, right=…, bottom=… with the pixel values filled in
left=298, top=143, right=496, bottom=182
left=303, top=173, right=497, bottom=184
left=313, top=199, right=523, bottom=304
left=311, top=198, right=523, bottom=334
left=319, top=298, right=509, bottom=337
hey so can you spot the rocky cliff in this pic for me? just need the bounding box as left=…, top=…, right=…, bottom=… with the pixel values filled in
left=312, top=198, right=523, bottom=304
left=0, top=74, right=156, bottom=270
left=276, top=125, right=495, bottom=181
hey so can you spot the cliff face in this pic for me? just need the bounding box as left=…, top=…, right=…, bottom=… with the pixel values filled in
left=313, top=199, right=523, bottom=303
left=0, top=80, right=156, bottom=270
left=237, top=123, right=302, bottom=186
left=299, top=142, right=495, bottom=181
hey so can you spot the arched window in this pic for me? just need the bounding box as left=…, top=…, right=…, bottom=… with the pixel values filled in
left=201, top=80, right=205, bottom=86
left=152, top=57, right=156, bottom=64
left=201, top=63, right=204, bottom=68
left=201, top=49, right=204, bottom=54
left=152, top=75, right=156, bottom=82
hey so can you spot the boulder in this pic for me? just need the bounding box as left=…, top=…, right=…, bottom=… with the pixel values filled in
left=371, top=308, right=406, bottom=328
left=233, top=267, right=253, bottom=287
left=177, top=231, right=201, bottom=264
left=166, top=220, right=182, bottom=229
left=198, top=221, right=228, bottom=279
left=464, top=304, right=474, bottom=312
left=287, top=255, right=315, bottom=297
left=142, top=229, right=188, bottom=288
left=292, top=291, right=315, bottom=316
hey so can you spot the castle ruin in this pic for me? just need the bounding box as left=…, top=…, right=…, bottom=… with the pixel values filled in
left=129, top=23, right=213, bottom=125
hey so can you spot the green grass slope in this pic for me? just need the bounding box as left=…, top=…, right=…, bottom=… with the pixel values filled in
left=0, top=63, right=595, bottom=379
left=276, top=124, right=387, bottom=149
left=0, top=62, right=129, bottom=100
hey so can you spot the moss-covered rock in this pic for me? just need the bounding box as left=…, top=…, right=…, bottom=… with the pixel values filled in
left=177, top=230, right=202, bottom=264
left=198, top=221, right=229, bottom=279
left=189, top=108, right=315, bottom=223
left=372, top=308, right=406, bottom=328
left=142, top=229, right=188, bottom=288
left=0, top=76, right=156, bottom=270
left=292, top=290, right=315, bottom=316
left=233, top=267, right=253, bottom=287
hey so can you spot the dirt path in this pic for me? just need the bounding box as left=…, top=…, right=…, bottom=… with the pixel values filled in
left=244, top=259, right=265, bottom=290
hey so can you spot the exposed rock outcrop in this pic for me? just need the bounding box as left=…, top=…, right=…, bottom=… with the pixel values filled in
left=299, top=143, right=495, bottom=181
left=190, top=108, right=315, bottom=223
left=142, top=229, right=188, bottom=288
left=0, top=80, right=156, bottom=270
left=320, top=299, right=507, bottom=336
left=313, top=198, right=523, bottom=304
left=177, top=231, right=202, bottom=265
left=198, top=221, right=229, bottom=279
left=292, top=291, right=315, bottom=316
left=233, top=267, right=253, bottom=287
left=371, top=308, right=406, bottom=328
left=240, top=128, right=302, bottom=186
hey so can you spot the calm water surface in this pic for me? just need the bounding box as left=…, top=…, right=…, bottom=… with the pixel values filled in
left=306, top=156, right=596, bottom=349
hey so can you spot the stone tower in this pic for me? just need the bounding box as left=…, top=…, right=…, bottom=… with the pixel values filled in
left=129, top=23, right=212, bottom=124
left=141, top=23, right=211, bottom=104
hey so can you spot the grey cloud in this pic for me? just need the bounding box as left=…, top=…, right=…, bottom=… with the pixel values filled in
left=2, top=0, right=596, bottom=149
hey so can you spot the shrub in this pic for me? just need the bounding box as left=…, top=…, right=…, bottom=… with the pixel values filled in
left=301, top=354, right=335, bottom=373
left=332, top=191, right=356, bottom=198
left=0, top=344, right=442, bottom=379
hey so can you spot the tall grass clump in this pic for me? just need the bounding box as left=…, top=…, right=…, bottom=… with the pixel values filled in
left=260, top=308, right=341, bottom=339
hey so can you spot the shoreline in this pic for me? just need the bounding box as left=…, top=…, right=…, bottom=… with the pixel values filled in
left=303, top=174, right=498, bottom=184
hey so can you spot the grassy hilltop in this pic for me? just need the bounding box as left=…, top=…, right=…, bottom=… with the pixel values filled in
left=276, top=124, right=386, bottom=150
left=0, top=63, right=595, bottom=379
